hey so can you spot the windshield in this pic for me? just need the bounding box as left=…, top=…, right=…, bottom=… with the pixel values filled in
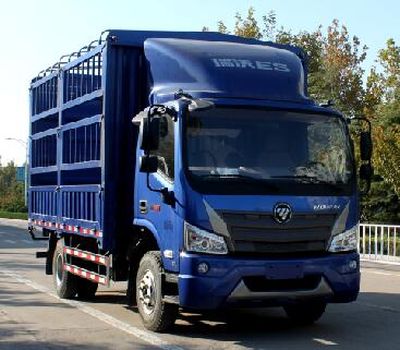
left=185, top=108, right=355, bottom=195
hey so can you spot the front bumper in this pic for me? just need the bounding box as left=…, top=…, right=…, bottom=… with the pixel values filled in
left=178, top=252, right=360, bottom=309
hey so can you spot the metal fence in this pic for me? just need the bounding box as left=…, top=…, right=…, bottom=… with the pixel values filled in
left=359, top=223, right=400, bottom=264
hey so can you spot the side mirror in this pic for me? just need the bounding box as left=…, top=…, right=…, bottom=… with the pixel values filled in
left=360, top=163, right=373, bottom=181
left=350, top=117, right=373, bottom=162
left=359, top=163, right=373, bottom=194
left=159, top=116, right=169, bottom=137
left=360, top=131, right=372, bottom=161
left=139, top=155, right=158, bottom=173
left=140, top=105, right=176, bottom=152
left=141, top=115, right=160, bottom=152
left=350, top=117, right=373, bottom=195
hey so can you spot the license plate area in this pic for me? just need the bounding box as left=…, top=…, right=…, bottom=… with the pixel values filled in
left=265, top=263, right=304, bottom=280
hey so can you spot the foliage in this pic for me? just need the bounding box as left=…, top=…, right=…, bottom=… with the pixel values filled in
left=278, top=21, right=367, bottom=117
left=366, top=39, right=400, bottom=200
left=0, top=158, right=27, bottom=213
left=217, top=21, right=229, bottom=34
left=378, top=39, right=400, bottom=98
left=233, top=7, right=262, bottom=39
left=372, top=125, right=400, bottom=197
left=361, top=176, right=400, bottom=223
left=261, top=11, right=277, bottom=41
left=364, top=67, right=385, bottom=118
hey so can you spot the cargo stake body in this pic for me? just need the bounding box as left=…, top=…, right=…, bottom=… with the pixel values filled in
left=28, top=30, right=373, bottom=331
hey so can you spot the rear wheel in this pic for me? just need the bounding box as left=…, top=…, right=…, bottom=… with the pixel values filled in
left=136, top=251, right=178, bottom=332
left=52, top=239, right=77, bottom=299
left=284, top=301, right=327, bottom=325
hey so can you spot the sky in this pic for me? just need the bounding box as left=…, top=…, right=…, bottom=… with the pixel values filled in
left=0, top=0, right=398, bottom=165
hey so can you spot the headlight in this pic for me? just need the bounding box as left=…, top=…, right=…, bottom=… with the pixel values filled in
left=328, top=225, right=359, bottom=253
left=184, top=222, right=228, bottom=255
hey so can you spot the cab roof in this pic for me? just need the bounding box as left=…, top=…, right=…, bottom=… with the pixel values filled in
left=143, top=37, right=310, bottom=104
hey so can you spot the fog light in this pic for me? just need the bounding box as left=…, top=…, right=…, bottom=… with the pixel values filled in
left=197, top=262, right=209, bottom=274
left=349, top=260, right=357, bottom=270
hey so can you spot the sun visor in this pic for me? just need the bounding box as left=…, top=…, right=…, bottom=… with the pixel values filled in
left=144, top=38, right=309, bottom=103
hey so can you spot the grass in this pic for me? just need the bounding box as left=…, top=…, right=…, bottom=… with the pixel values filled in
left=0, top=211, right=28, bottom=220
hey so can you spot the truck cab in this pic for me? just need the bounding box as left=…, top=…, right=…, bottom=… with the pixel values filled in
left=133, top=37, right=370, bottom=329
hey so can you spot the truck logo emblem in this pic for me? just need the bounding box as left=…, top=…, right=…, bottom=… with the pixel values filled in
left=273, top=203, right=292, bottom=224
left=313, top=204, right=341, bottom=211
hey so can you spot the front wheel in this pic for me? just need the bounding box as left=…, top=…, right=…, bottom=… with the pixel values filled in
left=136, top=251, right=178, bottom=332
left=284, top=301, right=327, bottom=325
left=52, top=239, right=77, bottom=299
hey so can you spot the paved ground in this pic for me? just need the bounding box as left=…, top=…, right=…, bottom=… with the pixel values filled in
left=1, top=218, right=400, bottom=350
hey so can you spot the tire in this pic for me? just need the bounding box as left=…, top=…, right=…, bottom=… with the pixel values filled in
left=136, top=251, right=178, bottom=332
left=75, top=278, right=98, bottom=300
left=52, top=239, right=77, bottom=299
left=284, top=301, right=327, bottom=325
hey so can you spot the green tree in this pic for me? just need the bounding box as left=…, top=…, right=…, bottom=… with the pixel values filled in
left=217, top=21, right=229, bottom=34
left=276, top=28, right=324, bottom=76
left=277, top=20, right=367, bottom=117
left=0, top=159, right=26, bottom=212
left=261, top=10, right=277, bottom=41
left=364, top=67, right=385, bottom=118
left=361, top=176, right=400, bottom=223
left=365, top=39, right=400, bottom=199
left=378, top=39, right=400, bottom=96
left=225, top=7, right=262, bottom=39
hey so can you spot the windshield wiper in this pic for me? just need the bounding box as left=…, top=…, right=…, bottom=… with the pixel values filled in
left=270, top=175, right=346, bottom=191
left=199, top=174, right=279, bottom=191
left=200, top=173, right=262, bottom=180
left=271, top=175, right=321, bottom=183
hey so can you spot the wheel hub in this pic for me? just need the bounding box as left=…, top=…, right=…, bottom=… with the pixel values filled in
left=55, top=253, right=64, bottom=287
left=138, top=270, right=156, bottom=315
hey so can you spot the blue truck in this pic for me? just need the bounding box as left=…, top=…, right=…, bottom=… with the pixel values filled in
left=28, top=30, right=373, bottom=331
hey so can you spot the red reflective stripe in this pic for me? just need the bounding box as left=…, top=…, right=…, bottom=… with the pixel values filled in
left=37, top=221, right=56, bottom=228
left=64, top=264, right=107, bottom=285
left=65, top=225, right=78, bottom=233
left=76, top=227, right=100, bottom=237
left=79, top=227, right=91, bottom=234
left=64, top=248, right=73, bottom=255
left=63, top=247, right=108, bottom=266
left=35, top=220, right=101, bottom=238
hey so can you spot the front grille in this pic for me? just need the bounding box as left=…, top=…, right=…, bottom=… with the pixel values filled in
left=218, top=211, right=336, bottom=255
left=243, top=275, right=322, bottom=292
